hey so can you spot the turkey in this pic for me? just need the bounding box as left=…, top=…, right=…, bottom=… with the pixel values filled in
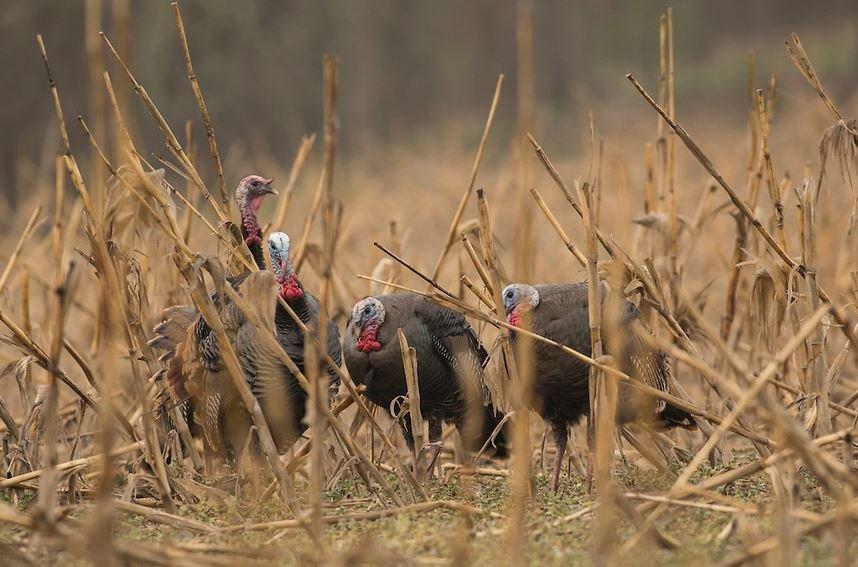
left=264, top=231, right=342, bottom=437
left=151, top=175, right=276, bottom=456
left=343, top=293, right=509, bottom=473
left=152, top=229, right=340, bottom=461
left=501, top=281, right=695, bottom=491
left=152, top=176, right=339, bottom=464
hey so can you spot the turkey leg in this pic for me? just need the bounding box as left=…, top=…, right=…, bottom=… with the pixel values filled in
left=551, top=422, right=568, bottom=492
left=424, top=418, right=443, bottom=478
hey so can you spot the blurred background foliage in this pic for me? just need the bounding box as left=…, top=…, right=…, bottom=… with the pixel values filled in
left=2, top=0, right=856, bottom=196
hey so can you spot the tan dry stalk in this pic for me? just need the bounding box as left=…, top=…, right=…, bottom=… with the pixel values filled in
left=35, top=35, right=71, bottom=156
left=272, top=134, right=316, bottom=231
left=507, top=310, right=533, bottom=567
left=476, top=189, right=517, bottom=405
left=77, top=116, right=117, bottom=176
left=305, top=264, right=325, bottom=543
left=36, top=158, right=68, bottom=530
left=308, top=55, right=338, bottom=545
left=398, top=330, right=426, bottom=478
left=100, top=33, right=226, bottom=222
left=665, top=8, right=679, bottom=305
left=785, top=33, right=843, bottom=121
left=181, top=120, right=196, bottom=240
left=0, top=206, right=43, bottom=295
left=643, top=143, right=656, bottom=215
left=528, top=187, right=587, bottom=267
left=656, top=13, right=667, bottom=176
left=756, top=89, right=787, bottom=251
left=430, top=75, right=504, bottom=282
left=85, top=0, right=106, bottom=211
left=584, top=184, right=619, bottom=563
left=171, top=1, right=228, bottom=207
left=460, top=234, right=497, bottom=297
left=800, top=183, right=832, bottom=435
left=626, top=73, right=858, bottom=361
left=101, top=69, right=140, bottom=188
left=376, top=241, right=458, bottom=299
left=745, top=51, right=759, bottom=171
left=460, top=274, right=495, bottom=311
left=109, top=0, right=133, bottom=153
left=293, top=170, right=326, bottom=271
left=112, top=500, right=215, bottom=534
left=514, top=0, right=535, bottom=281
left=0, top=441, right=144, bottom=489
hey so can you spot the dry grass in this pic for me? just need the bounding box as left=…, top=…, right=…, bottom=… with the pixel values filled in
left=1, top=3, right=857, bottom=565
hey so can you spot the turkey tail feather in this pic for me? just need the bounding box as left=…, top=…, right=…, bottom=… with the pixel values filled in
left=657, top=403, right=697, bottom=430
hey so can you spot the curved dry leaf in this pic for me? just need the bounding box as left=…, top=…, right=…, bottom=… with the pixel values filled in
left=819, top=118, right=858, bottom=191
left=742, top=249, right=791, bottom=351
left=0, top=355, right=40, bottom=385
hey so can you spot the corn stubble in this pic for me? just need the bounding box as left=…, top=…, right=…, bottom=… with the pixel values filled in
left=0, top=4, right=856, bottom=565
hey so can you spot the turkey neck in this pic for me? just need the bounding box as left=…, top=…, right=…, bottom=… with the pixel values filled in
left=247, top=235, right=265, bottom=270
left=238, top=202, right=266, bottom=270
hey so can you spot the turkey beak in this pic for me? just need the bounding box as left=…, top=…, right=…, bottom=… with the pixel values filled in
left=263, top=179, right=278, bottom=195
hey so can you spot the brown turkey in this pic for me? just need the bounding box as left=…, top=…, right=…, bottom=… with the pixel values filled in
left=150, top=178, right=340, bottom=464
left=151, top=175, right=276, bottom=459
left=502, top=281, right=694, bottom=490
left=343, top=293, right=509, bottom=473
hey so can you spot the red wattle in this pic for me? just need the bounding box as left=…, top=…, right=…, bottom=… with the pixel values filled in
left=282, top=285, right=304, bottom=300
left=356, top=327, right=381, bottom=352
left=278, top=274, right=304, bottom=300
left=508, top=307, right=522, bottom=328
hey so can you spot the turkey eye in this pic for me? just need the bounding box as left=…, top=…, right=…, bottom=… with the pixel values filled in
left=363, top=306, right=371, bottom=315
left=251, top=180, right=259, bottom=188
left=505, top=290, right=514, bottom=299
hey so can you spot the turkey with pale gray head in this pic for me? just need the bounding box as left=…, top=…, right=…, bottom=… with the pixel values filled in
left=344, top=293, right=509, bottom=472
left=502, top=281, right=695, bottom=491
left=266, top=231, right=342, bottom=422
left=152, top=230, right=341, bottom=462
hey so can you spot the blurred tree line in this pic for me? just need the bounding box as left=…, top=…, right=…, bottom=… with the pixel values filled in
left=2, top=0, right=856, bottom=191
